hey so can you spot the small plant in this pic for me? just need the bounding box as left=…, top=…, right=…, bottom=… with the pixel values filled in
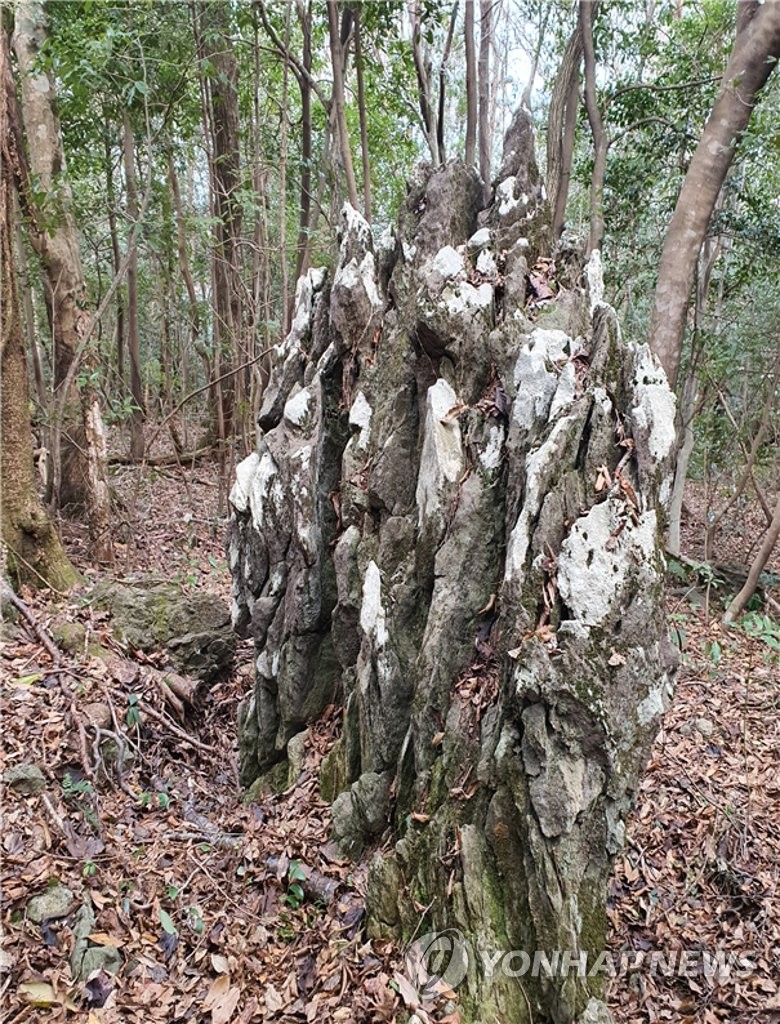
left=283, top=860, right=307, bottom=909
left=126, top=693, right=142, bottom=728
left=159, top=908, right=178, bottom=936
left=738, top=611, right=780, bottom=654
left=186, top=906, right=204, bottom=934
left=82, top=859, right=97, bottom=879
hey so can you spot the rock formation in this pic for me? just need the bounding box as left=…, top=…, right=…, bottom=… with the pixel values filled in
left=227, top=109, right=677, bottom=1023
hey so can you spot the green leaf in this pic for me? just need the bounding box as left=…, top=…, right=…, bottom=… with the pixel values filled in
left=159, top=908, right=177, bottom=935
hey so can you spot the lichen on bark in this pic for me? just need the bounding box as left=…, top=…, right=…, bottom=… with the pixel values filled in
left=228, top=108, right=678, bottom=1024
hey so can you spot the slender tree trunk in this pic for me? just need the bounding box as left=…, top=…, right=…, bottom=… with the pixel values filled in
left=279, top=4, right=291, bottom=338
left=104, top=125, right=125, bottom=387
left=580, top=0, right=607, bottom=254
left=122, top=111, right=145, bottom=460
left=1, top=30, right=78, bottom=591
left=648, top=1, right=780, bottom=387
left=295, top=0, right=313, bottom=280
left=12, top=1, right=113, bottom=562
left=195, top=0, right=243, bottom=444
left=353, top=5, right=372, bottom=221
left=464, top=0, right=477, bottom=167
left=13, top=192, right=46, bottom=415
left=409, top=2, right=440, bottom=166
left=547, top=26, right=583, bottom=241
left=167, top=150, right=202, bottom=379
left=477, top=0, right=492, bottom=193
left=436, top=2, right=458, bottom=164
left=723, top=495, right=780, bottom=623
left=327, top=0, right=360, bottom=209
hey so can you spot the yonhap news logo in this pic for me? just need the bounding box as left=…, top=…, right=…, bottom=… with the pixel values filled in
left=403, top=929, right=470, bottom=1000
left=401, top=932, right=755, bottom=998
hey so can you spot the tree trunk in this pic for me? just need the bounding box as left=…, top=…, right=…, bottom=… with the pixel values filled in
left=12, top=1, right=113, bottom=563
left=353, top=5, right=372, bottom=221
left=1, top=31, right=78, bottom=592
left=104, top=124, right=125, bottom=387
left=198, top=0, right=243, bottom=442
left=580, top=0, right=607, bottom=254
left=648, top=2, right=780, bottom=387
left=122, top=111, right=145, bottom=460
left=327, top=0, right=360, bottom=210
left=464, top=0, right=477, bottom=167
left=724, top=496, right=780, bottom=623
left=294, top=0, right=313, bottom=281
left=229, top=124, right=677, bottom=1024
left=547, top=26, right=582, bottom=241
left=478, top=0, right=492, bottom=193
left=409, top=1, right=440, bottom=166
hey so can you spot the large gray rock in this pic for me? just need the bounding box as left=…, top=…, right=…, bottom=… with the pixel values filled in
left=92, top=581, right=235, bottom=682
left=228, top=120, right=677, bottom=1024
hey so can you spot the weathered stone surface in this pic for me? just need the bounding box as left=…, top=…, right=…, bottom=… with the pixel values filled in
left=92, top=581, right=235, bottom=683
left=229, top=118, right=677, bottom=1024
left=70, top=900, right=122, bottom=981
left=3, top=763, right=45, bottom=795
left=27, top=884, right=73, bottom=923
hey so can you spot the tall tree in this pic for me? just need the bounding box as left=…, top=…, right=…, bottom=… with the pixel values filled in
left=1, top=28, right=78, bottom=591
left=464, top=0, right=477, bottom=167
left=327, top=0, right=360, bottom=210
left=546, top=24, right=582, bottom=241
left=478, top=0, right=492, bottom=192
left=12, top=0, right=112, bottom=562
left=648, top=0, right=780, bottom=387
left=122, top=110, right=145, bottom=460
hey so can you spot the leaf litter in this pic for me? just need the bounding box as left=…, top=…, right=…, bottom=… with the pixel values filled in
left=2, top=456, right=778, bottom=1024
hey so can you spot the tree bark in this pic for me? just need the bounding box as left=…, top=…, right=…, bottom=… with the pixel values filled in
left=723, top=495, right=780, bottom=623
left=353, top=5, right=372, bottom=221
left=122, top=110, right=145, bottom=460
left=580, top=0, right=607, bottom=254
left=104, top=124, right=125, bottom=387
left=648, top=1, right=780, bottom=387
left=12, top=1, right=113, bottom=563
left=1, top=30, right=78, bottom=592
left=327, top=0, right=360, bottom=210
left=294, top=0, right=313, bottom=280
left=198, top=0, right=243, bottom=442
left=547, top=26, right=582, bottom=241
left=478, top=0, right=492, bottom=192
left=464, top=0, right=477, bottom=167
left=410, top=0, right=440, bottom=166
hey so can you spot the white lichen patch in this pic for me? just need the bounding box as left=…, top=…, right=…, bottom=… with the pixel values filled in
left=479, top=424, right=506, bottom=471
left=631, top=346, right=677, bottom=462
left=249, top=451, right=281, bottom=532
left=467, top=227, right=491, bottom=252
left=339, top=202, right=373, bottom=256
left=229, top=452, right=260, bottom=512
left=637, top=684, right=666, bottom=725
left=557, top=501, right=659, bottom=626
left=586, top=249, right=605, bottom=313
left=442, top=281, right=493, bottom=317
left=360, top=560, right=389, bottom=647
left=431, top=245, right=466, bottom=280
left=549, top=361, right=577, bottom=419
left=476, top=249, right=498, bottom=278
left=283, top=387, right=312, bottom=429
left=277, top=267, right=322, bottom=358
left=496, top=177, right=519, bottom=217
left=416, top=379, right=465, bottom=525
left=530, top=327, right=571, bottom=362
left=349, top=391, right=373, bottom=449
left=505, top=416, right=575, bottom=582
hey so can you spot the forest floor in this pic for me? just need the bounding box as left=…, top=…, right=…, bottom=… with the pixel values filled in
left=1, top=452, right=778, bottom=1024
